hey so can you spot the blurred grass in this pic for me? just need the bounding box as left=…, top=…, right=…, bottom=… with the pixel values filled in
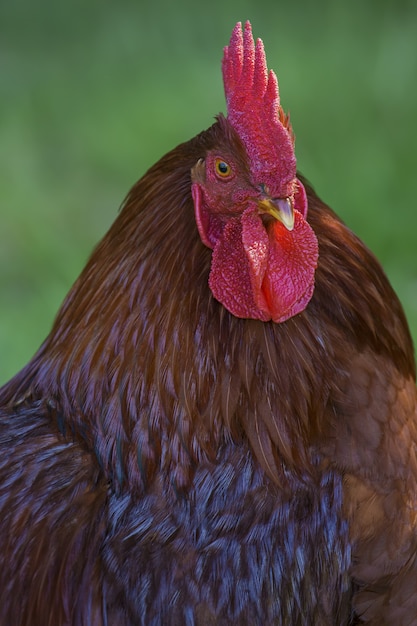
left=0, top=0, right=416, bottom=384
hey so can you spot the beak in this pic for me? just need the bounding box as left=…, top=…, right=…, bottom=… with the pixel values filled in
left=257, top=196, right=294, bottom=231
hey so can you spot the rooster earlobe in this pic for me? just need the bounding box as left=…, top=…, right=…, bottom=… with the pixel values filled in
left=192, top=183, right=213, bottom=248
left=294, top=179, right=308, bottom=218
left=191, top=183, right=225, bottom=250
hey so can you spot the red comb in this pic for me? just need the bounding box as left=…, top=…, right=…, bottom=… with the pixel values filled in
left=222, top=22, right=297, bottom=195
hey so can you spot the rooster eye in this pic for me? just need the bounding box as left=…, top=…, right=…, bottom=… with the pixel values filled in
left=215, top=158, right=233, bottom=179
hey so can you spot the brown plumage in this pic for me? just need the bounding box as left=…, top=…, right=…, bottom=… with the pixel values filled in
left=1, top=21, right=417, bottom=625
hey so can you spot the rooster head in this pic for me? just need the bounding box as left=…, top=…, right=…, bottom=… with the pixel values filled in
left=191, top=21, right=318, bottom=323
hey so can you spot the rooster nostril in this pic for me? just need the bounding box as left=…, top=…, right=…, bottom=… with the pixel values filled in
left=259, top=183, right=270, bottom=196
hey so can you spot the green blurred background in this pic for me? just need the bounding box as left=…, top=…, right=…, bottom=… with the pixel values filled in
left=1, top=0, right=416, bottom=384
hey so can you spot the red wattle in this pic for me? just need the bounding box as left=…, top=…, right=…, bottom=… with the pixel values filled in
left=208, top=205, right=318, bottom=323
left=260, top=213, right=318, bottom=322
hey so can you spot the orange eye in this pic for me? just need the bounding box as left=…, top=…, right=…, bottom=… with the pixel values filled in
left=215, top=158, right=233, bottom=179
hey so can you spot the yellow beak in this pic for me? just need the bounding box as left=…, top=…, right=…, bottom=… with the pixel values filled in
left=257, top=197, right=294, bottom=231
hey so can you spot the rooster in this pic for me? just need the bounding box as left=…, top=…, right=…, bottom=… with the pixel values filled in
left=1, top=20, right=417, bottom=626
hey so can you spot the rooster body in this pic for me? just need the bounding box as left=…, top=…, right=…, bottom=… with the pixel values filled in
left=1, top=22, right=417, bottom=625
left=0, top=408, right=351, bottom=625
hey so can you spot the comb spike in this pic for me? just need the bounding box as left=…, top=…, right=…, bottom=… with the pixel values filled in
left=253, top=38, right=268, bottom=100
left=265, top=69, right=280, bottom=112
left=223, top=22, right=243, bottom=99
left=240, top=21, right=255, bottom=95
